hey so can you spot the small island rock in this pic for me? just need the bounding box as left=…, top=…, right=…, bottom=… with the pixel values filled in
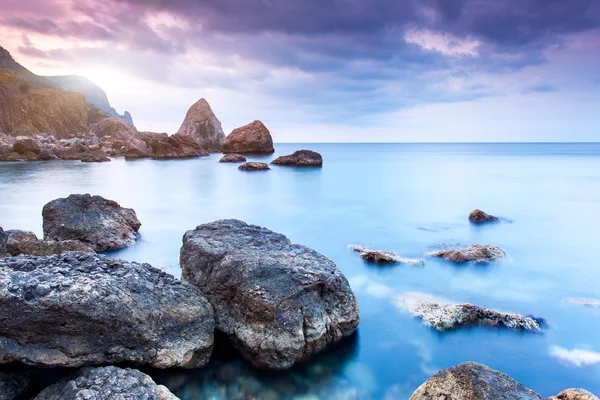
left=428, top=244, right=505, bottom=263
left=42, top=194, right=141, bottom=252
left=222, top=120, right=274, bottom=154
left=349, top=244, right=424, bottom=265
left=469, top=209, right=499, bottom=223
left=219, top=153, right=246, bottom=163
left=180, top=219, right=359, bottom=370
left=238, top=162, right=269, bottom=171
left=272, top=150, right=322, bottom=167
left=33, top=366, right=178, bottom=400
left=0, top=252, right=214, bottom=368
left=176, top=98, right=225, bottom=152
left=409, top=362, right=544, bottom=400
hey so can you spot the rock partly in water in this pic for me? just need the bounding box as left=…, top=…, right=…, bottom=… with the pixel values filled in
left=469, top=209, right=500, bottom=224
left=409, top=362, right=544, bottom=400
left=272, top=150, right=323, bottom=167
left=80, top=152, right=110, bottom=162
left=0, top=371, right=31, bottom=400
left=428, top=244, right=505, bottom=263
left=33, top=366, right=178, bottom=400
left=238, top=162, right=270, bottom=171
left=349, top=244, right=424, bottom=265
left=0, top=252, right=214, bottom=368
left=147, top=133, right=209, bottom=159
left=548, top=389, right=600, bottom=400
left=176, top=98, right=225, bottom=152
left=222, top=120, right=274, bottom=154
left=395, top=292, right=542, bottom=332
left=42, top=194, right=141, bottom=252
left=180, top=219, right=359, bottom=370
left=219, top=153, right=246, bottom=163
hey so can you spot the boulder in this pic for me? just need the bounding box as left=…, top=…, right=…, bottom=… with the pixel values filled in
left=12, top=137, right=41, bottom=155
left=80, top=152, right=110, bottom=163
left=0, top=371, right=31, bottom=400
left=148, top=133, right=209, bottom=159
left=469, top=209, right=499, bottom=224
left=123, top=137, right=149, bottom=159
left=395, top=292, right=542, bottom=332
left=349, top=244, right=424, bottom=265
left=33, top=366, right=178, bottom=400
left=180, top=219, right=359, bottom=370
left=4, top=229, right=38, bottom=245
left=21, top=151, right=40, bottom=161
left=0, top=228, right=6, bottom=256
left=0, top=252, right=214, bottom=368
left=219, top=153, right=246, bottom=163
left=89, top=117, right=137, bottom=142
left=548, top=389, right=599, bottom=400
left=238, top=162, right=269, bottom=171
left=42, top=194, right=141, bottom=252
left=272, top=150, right=322, bottom=167
left=222, top=120, right=274, bottom=154
left=176, top=98, right=225, bottom=152
left=428, top=244, right=505, bottom=263
left=409, top=362, right=543, bottom=400
left=6, top=237, right=95, bottom=257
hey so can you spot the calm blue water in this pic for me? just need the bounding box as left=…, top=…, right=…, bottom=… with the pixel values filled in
left=1, top=143, right=600, bottom=399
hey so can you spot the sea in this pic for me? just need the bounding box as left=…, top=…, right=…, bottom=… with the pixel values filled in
left=1, top=143, right=599, bottom=399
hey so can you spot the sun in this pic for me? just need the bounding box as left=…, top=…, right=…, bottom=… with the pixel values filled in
left=84, top=69, right=126, bottom=89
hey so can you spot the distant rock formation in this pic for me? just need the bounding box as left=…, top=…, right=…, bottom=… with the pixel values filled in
left=238, top=161, right=270, bottom=171
left=223, top=120, right=274, bottom=154
left=272, top=150, right=322, bottom=166
left=428, top=244, right=505, bottom=263
left=176, top=98, right=225, bottom=152
left=469, top=209, right=499, bottom=224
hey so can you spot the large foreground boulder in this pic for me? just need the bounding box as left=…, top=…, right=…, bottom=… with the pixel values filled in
left=180, top=219, right=359, bottom=370
left=395, top=292, right=542, bottom=332
left=176, top=98, right=225, bottom=152
left=469, top=209, right=499, bottom=224
left=222, top=120, right=274, bottom=154
left=272, top=150, right=322, bottom=167
left=34, top=366, right=178, bottom=400
left=409, top=362, right=543, bottom=400
left=428, top=244, right=505, bottom=263
left=42, top=194, right=141, bottom=251
left=0, top=252, right=214, bottom=368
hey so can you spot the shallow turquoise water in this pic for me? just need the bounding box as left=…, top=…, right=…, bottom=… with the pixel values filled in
left=1, top=143, right=600, bottom=399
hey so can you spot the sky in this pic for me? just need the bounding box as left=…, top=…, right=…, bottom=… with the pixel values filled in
left=1, top=0, right=600, bottom=142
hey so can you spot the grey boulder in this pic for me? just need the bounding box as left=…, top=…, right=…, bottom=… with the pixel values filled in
left=0, top=252, right=214, bottom=368
left=409, top=362, right=544, bottom=400
left=42, top=194, right=141, bottom=251
left=34, top=366, right=178, bottom=400
left=4, top=229, right=94, bottom=256
left=271, top=150, right=323, bottom=167
left=180, top=219, right=359, bottom=370
left=238, top=162, right=269, bottom=171
left=428, top=244, right=505, bottom=263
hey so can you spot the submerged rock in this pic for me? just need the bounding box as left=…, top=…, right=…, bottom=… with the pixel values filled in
left=238, top=162, right=269, bottom=171
left=42, top=194, right=141, bottom=252
left=428, top=244, right=505, bottom=263
left=219, top=153, right=246, bottom=163
left=176, top=98, right=225, bottom=152
left=222, top=120, right=274, bottom=154
left=272, top=150, right=323, bottom=167
left=409, top=362, right=543, bottom=400
left=180, top=219, right=359, bottom=370
left=0, top=252, right=214, bottom=368
left=548, top=388, right=599, bottom=400
left=469, top=209, right=499, bottom=224
left=349, top=244, right=424, bottom=265
left=33, top=366, right=178, bottom=400
left=0, top=371, right=31, bottom=400
left=395, top=292, right=542, bottom=332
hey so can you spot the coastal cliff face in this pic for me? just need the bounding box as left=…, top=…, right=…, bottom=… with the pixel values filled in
left=0, top=71, right=88, bottom=138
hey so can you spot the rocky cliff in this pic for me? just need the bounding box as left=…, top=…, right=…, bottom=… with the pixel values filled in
left=176, top=98, right=225, bottom=152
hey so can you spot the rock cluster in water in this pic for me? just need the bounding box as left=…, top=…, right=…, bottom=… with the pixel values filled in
left=222, top=120, right=274, bottom=154
left=238, top=161, right=270, bottom=171
left=33, top=366, right=178, bottom=400
left=396, top=291, right=542, bottom=332
left=272, top=150, right=323, bottom=167
left=180, top=219, right=360, bottom=370
left=42, top=194, right=141, bottom=251
left=349, top=244, right=424, bottom=265
left=428, top=243, right=506, bottom=263
left=0, top=252, right=214, bottom=368
left=469, top=208, right=500, bottom=223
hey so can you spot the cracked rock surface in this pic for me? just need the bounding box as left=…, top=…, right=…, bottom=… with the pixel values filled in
left=0, top=252, right=214, bottom=368
left=180, top=219, right=359, bottom=370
